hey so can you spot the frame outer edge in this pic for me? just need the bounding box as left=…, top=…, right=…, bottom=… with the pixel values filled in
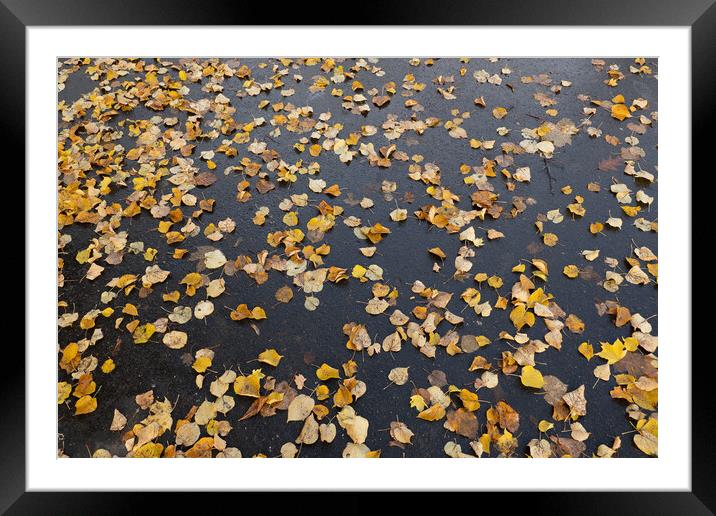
left=0, top=0, right=27, bottom=513
left=691, top=1, right=716, bottom=513
left=4, top=0, right=710, bottom=508
left=0, top=0, right=715, bottom=25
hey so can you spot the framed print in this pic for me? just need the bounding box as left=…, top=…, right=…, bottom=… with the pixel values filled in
left=5, top=0, right=709, bottom=512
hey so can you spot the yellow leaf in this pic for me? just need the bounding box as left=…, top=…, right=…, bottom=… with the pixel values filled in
left=315, top=384, right=330, bottom=401
left=459, top=389, right=481, bottom=412
left=531, top=259, right=549, bottom=275
left=487, top=275, right=503, bottom=289
left=115, top=274, right=138, bottom=288
left=229, top=304, right=251, bottom=320
left=75, top=247, right=92, bottom=264
left=621, top=205, right=641, bottom=217
left=158, top=220, right=172, bottom=233
left=417, top=404, right=446, bottom=421
left=134, top=442, right=164, bottom=458
left=180, top=272, right=202, bottom=295
left=428, top=247, right=446, bottom=259
left=535, top=124, right=551, bottom=137
left=527, top=288, right=548, bottom=308
left=461, top=288, right=481, bottom=307
left=323, top=184, right=341, bottom=197
left=192, top=356, right=212, bottom=373
left=101, top=358, right=116, bottom=374
left=234, top=369, right=264, bottom=398
left=624, top=336, right=639, bottom=352
left=61, top=342, right=78, bottom=363
left=250, top=307, right=267, bottom=320
left=163, top=291, right=180, bottom=303
left=474, top=272, right=488, bottom=283
left=565, top=314, right=585, bottom=333
left=80, top=316, right=95, bottom=330
left=410, top=394, right=428, bottom=412
left=596, top=339, right=627, bottom=365
left=283, top=212, right=299, bottom=226
left=509, top=304, right=535, bottom=330
left=72, top=374, right=96, bottom=397
left=496, top=429, right=515, bottom=453
left=589, top=222, right=604, bottom=234
left=538, top=420, right=554, bottom=432
left=492, top=106, right=508, bottom=119
left=258, top=349, right=283, bottom=367
left=641, top=417, right=658, bottom=437
left=58, top=382, right=71, bottom=404
left=611, top=103, right=631, bottom=121
left=266, top=391, right=285, bottom=406
left=316, top=363, right=340, bottom=381
left=543, top=233, right=558, bottom=246
left=480, top=433, right=491, bottom=455
left=476, top=335, right=491, bottom=347
left=333, top=384, right=353, bottom=407
left=567, top=202, right=586, bottom=217
left=132, top=323, right=155, bottom=344
left=563, top=265, right=579, bottom=278
left=314, top=404, right=330, bottom=419
left=230, top=304, right=266, bottom=321
left=352, top=264, right=367, bottom=279
left=634, top=431, right=658, bottom=456
left=74, top=395, right=97, bottom=415
left=520, top=365, right=544, bottom=389
left=185, top=437, right=214, bottom=458
left=578, top=342, right=594, bottom=360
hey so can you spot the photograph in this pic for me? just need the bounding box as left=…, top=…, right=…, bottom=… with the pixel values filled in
left=56, top=56, right=658, bottom=459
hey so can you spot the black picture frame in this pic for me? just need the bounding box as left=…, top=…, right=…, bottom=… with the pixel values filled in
left=5, top=1, right=707, bottom=512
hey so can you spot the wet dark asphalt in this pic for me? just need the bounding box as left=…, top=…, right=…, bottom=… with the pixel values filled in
left=58, top=58, right=657, bottom=458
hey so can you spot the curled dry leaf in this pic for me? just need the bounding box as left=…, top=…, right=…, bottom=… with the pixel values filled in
left=163, top=330, right=187, bottom=349
left=109, top=409, right=127, bottom=431
left=365, top=297, right=389, bottom=315
left=390, top=421, right=415, bottom=444
left=388, top=367, right=409, bottom=386
left=176, top=422, right=201, bottom=447
left=287, top=394, right=315, bottom=422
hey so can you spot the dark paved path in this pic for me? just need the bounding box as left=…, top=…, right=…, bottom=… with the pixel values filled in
left=57, top=57, right=658, bottom=458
